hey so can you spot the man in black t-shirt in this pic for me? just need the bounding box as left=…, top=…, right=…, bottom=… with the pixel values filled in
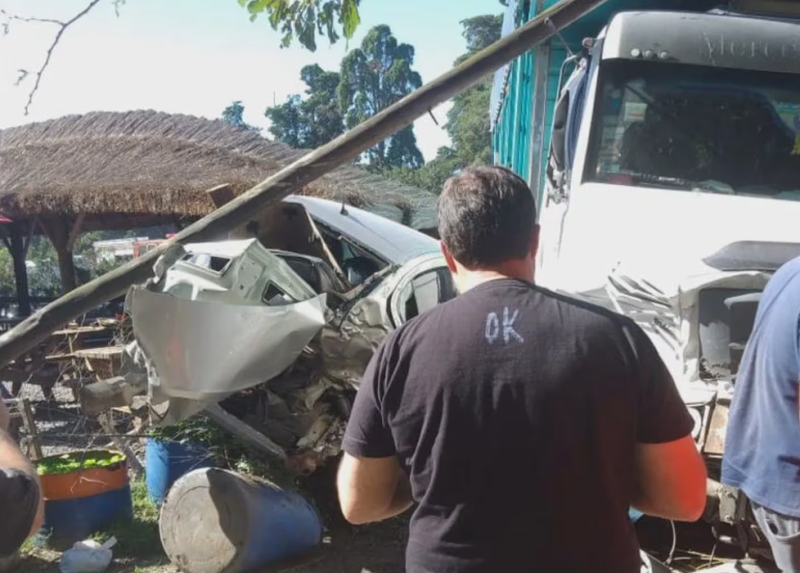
left=336, top=166, right=707, bottom=572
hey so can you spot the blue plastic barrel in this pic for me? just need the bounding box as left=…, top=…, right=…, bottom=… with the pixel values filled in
left=145, top=438, right=214, bottom=505
left=43, top=485, right=133, bottom=548
left=159, top=468, right=323, bottom=573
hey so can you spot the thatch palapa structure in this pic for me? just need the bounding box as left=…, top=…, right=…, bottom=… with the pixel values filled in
left=0, top=110, right=438, bottom=315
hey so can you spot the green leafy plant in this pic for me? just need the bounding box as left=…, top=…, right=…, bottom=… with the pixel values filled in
left=147, top=415, right=272, bottom=479
left=36, top=451, right=126, bottom=476
left=240, top=0, right=361, bottom=52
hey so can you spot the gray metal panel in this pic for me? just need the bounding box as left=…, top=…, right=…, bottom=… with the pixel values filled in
left=283, top=195, right=440, bottom=265
left=602, top=11, right=800, bottom=74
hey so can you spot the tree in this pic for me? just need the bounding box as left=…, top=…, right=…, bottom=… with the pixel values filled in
left=265, top=64, right=344, bottom=149
left=445, top=14, right=502, bottom=166
left=458, top=14, right=504, bottom=60
left=240, top=0, right=361, bottom=52
left=221, top=101, right=260, bottom=132
left=338, top=25, right=424, bottom=170
left=384, top=147, right=462, bottom=193
left=382, top=13, right=502, bottom=193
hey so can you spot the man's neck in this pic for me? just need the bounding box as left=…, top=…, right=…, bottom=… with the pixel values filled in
left=456, top=269, right=533, bottom=294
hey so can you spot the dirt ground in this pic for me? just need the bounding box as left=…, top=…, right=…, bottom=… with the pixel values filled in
left=16, top=519, right=407, bottom=573
left=15, top=502, right=751, bottom=573
left=6, top=386, right=752, bottom=573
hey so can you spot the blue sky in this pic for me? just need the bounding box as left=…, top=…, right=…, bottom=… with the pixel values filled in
left=0, top=0, right=500, bottom=160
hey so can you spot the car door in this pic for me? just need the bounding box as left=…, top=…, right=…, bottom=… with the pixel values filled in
left=388, top=255, right=457, bottom=327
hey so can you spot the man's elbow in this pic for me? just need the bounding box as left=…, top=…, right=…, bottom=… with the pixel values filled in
left=676, top=473, right=708, bottom=522
left=339, top=499, right=379, bottom=525
left=341, top=508, right=371, bottom=526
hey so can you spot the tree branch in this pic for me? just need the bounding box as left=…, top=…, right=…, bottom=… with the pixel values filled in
left=2, top=0, right=106, bottom=115
left=0, top=11, right=63, bottom=26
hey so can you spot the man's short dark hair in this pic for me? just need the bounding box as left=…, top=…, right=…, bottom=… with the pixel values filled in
left=436, top=165, right=537, bottom=268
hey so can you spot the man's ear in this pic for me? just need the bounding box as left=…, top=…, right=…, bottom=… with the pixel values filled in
left=440, top=241, right=458, bottom=273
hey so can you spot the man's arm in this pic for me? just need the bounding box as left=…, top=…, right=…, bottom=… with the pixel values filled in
left=337, top=453, right=413, bottom=525
left=336, top=336, right=414, bottom=525
left=625, top=323, right=707, bottom=522
left=631, top=435, right=707, bottom=522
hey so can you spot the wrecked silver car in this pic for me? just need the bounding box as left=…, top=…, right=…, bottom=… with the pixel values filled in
left=114, top=195, right=455, bottom=472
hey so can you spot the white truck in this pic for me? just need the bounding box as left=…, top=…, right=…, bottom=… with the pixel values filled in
left=492, top=1, right=800, bottom=561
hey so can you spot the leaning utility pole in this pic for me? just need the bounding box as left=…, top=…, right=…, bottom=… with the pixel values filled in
left=0, top=0, right=609, bottom=367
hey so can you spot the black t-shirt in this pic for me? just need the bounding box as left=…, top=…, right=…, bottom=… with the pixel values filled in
left=0, top=467, right=39, bottom=557
left=342, top=278, right=694, bottom=573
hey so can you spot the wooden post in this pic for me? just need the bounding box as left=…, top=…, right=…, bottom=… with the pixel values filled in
left=20, top=399, right=43, bottom=460
left=0, top=0, right=610, bottom=368
left=41, top=218, right=81, bottom=294
left=4, top=223, right=31, bottom=317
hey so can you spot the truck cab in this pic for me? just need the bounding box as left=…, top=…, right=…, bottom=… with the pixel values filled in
left=492, top=0, right=800, bottom=560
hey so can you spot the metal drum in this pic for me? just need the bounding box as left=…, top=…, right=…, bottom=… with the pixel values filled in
left=159, top=468, right=322, bottom=573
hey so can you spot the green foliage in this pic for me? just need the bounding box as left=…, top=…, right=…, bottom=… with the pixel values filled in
left=459, top=14, right=504, bottom=59
left=221, top=100, right=260, bottom=132
left=381, top=14, right=502, bottom=194
left=446, top=79, right=495, bottom=166
left=239, top=0, right=361, bottom=52
left=36, top=451, right=126, bottom=476
left=338, top=25, right=424, bottom=169
left=383, top=146, right=462, bottom=194
left=445, top=14, right=502, bottom=167
left=24, top=237, right=60, bottom=298
left=91, top=480, right=162, bottom=560
left=0, top=250, right=16, bottom=298
left=265, top=64, right=344, bottom=149
left=0, top=227, right=173, bottom=302
left=147, top=415, right=271, bottom=479
left=265, top=26, right=424, bottom=170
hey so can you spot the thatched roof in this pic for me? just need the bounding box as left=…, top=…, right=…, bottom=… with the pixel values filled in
left=0, top=110, right=437, bottom=231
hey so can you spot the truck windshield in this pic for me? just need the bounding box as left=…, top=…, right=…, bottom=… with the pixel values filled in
left=585, top=60, right=800, bottom=201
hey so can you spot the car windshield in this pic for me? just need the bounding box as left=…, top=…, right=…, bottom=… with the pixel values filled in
left=585, top=60, right=800, bottom=201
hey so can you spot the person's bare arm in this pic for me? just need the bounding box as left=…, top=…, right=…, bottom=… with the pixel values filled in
left=0, top=399, right=44, bottom=538
left=337, top=452, right=413, bottom=525
left=631, top=434, right=707, bottom=522
left=622, top=322, right=708, bottom=522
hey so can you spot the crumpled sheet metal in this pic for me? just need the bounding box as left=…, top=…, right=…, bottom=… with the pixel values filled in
left=569, top=262, right=772, bottom=403
left=129, top=287, right=327, bottom=400
left=320, top=294, right=392, bottom=387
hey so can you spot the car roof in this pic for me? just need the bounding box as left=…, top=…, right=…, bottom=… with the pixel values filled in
left=284, top=195, right=441, bottom=265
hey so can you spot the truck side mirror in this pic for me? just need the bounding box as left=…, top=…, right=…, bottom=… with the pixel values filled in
left=546, top=92, right=570, bottom=203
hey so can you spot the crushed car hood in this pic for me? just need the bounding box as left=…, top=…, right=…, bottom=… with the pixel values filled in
left=129, top=240, right=327, bottom=402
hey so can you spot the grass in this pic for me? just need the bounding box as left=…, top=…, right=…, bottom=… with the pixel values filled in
left=18, top=479, right=172, bottom=573
left=90, top=480, right=162, bottom=560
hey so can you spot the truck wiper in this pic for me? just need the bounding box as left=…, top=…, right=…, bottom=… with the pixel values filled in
left=625, top=172, right=697, bottom=189
left=624, top=173, right=734, bottom=194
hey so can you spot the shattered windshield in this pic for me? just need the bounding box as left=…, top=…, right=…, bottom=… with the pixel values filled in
left=585, top=61, right=800, bottom=201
